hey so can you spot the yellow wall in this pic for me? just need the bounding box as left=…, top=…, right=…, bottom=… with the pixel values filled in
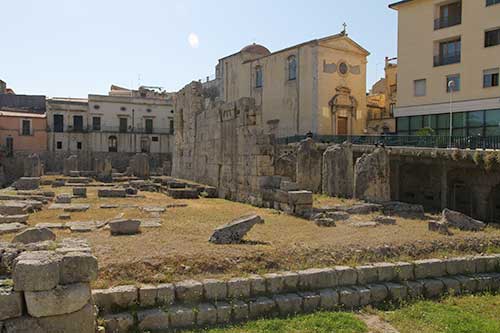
left=395, top=0, right=500, bottom=111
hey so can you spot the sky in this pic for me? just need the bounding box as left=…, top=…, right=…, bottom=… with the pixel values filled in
left=0, top=0, right=398, bottom=98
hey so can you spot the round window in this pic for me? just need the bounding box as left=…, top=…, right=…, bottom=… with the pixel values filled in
left=339, top=62, right=349, bottom=75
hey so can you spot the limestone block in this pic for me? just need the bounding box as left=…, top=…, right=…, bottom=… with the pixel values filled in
left=0, top=214, right=29, bottom=224
left=103, top=313, right=134, bottom=333
left=422, top=279, right=445, bottom=298
left=319, top=288, right=339, bottom=310
left=227, top=278, right=251, bottom=299
left=0, top=223, right=26, bottom=235
left=25, top=283, right=91, bottom=318
left=299, top=291, right=321, bottom=313
left=322, top=144, right=354, bottom=198
left=474, top=274, right=494, bottom=292
left=175, top=280, right=203, bottom=303
left=339, top=287, right=361, bottom=309
left=202, top=279, right=227, bottom=302
left=373, top=262, right=397, bottom=282
left=474, top=255, right=499, bottom=273
left=231, top=300, right=249, bottom=322
left=92, top=285, right=138, bottom=313
left=453, top=275, right=478, bottom=294
left=356, top=265, right=379, bottom=285
left=404, top=280, right=424, bottom=299
left=351, top=286, right=371, bottom=306
left=197, top=303, right=217, bottom=326
left=109, top=219, right=141, bottom=236
left=445, top=257, right=476, bottom=276
left=366, top=284, right=389, bottom=304
left=3, top=316, right=44, bottom=333
left=12, top=227, right=55, bottom=244
left=296, top=138, right=322, bottom=192
left=13, top=251, right=62, bottom=291
left=264, top=273, right=285, bottom=294
left=0, top=289, right=23, bottom=321
left=248, top=275, right=266, bottom=296
left=439, top=277, right=461, bottom=296
left=281, top=271, right=300, bottom=291
left=60, top=252, right=98, bottom=284
left=394, top=262, right=415, bottom=281
left=13, top=177, right=40, bottom=191
left=55, top=194, right=72, bottom=204
left=441, top=209, right=486, bottom=232
left=414, top=259, right=446, bottom=279
left=385, top=283, right=408, bottom=301
left=156, top=283, right=175, bottom=305
left=139, top=285, right=158, bottom=307
left=249, top=297, right=276, bottom=319
left=335, top=266, right=358, bottom=286
left=73, top=187, right=87, bottom=198
left=288, top=191, right=313, bottom=205
left=354, top=149, right=390, bottom=202
left=209, top=215, right=264, bottom=244
left=273, top=293, right=303, bottom=316
left=37, top=302, right=95, bottom=333
left=215, top=302, right=232, bottom=324
left=482, top=273, right=500, bottom=291
left=169, top=306, right=195, bottom=329
left=298, top=268, right=337, bottom=290
left=137, top=309, right=169, bottom=331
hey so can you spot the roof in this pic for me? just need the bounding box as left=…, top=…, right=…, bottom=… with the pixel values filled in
left=0, top=109, right=46, bottom=118
left=241, top=43, right=271, bottom=56
left=389, top=0, right=415, bottom=9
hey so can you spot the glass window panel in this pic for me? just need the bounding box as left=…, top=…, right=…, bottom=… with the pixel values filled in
left=485, top=109, right=500, bottom=126
left=437, top=114, right=450, bottom=129
left=468, top=127, right=484, bottom=136
left=437, top=129, right=449, bottom=136
left=397, top=117, right=410, bottom=132
left=410, top=116, right=423, bottom=130
left=414, top=79, right=426, bottom=96
left=486, top=127, right=500, bottom=136
left=453, top=112, right=466, bottom=127
left=399, top=131, right=409, bottom=136
left=468, top=111, right=484, bottom=127
left=453, top=128, right=466, bottom=136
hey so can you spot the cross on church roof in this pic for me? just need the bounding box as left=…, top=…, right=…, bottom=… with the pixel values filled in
left=342, top=22, right=348, bottom=35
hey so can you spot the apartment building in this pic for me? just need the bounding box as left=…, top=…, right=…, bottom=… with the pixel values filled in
left=390, top=0, right=500, bottom=136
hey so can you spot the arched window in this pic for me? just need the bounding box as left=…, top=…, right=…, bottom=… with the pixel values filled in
left=108, top=136, right=118, bottom=152
left=288, top=56, right=297, bottom=81
left=255, top=66, right=263, bottom=88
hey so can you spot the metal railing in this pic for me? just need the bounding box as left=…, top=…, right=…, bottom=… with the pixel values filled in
left=276, top=134, right=500, bottom=150
left=434, top=15, right=461, bottom=30
left=46, top=126, right=173, bottom=135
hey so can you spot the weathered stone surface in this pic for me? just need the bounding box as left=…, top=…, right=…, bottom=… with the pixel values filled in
left=475, top=255, right=500, bottom=273
left=248, top=275, right=267, bottom=296
left=13, top=251, right=61, bottom=291
left=0, top=214, right=29, bottom=224
left=73, top=187, right=87, bottom=198
left=422, top=279, right=445, bottom=298
left=354, top=149, right=390, bottom=202
left=428, top=220, right=451, bottom=235
left=13, top=177, right=40, bottom=191
left=404, top=280, right=424, bottom=299
left=103, top=313, right=134, bottom=333
left=55, top=193, right=72, bottom=204
left=319, top=288, right=339, bottom=310
left=156, top=283, right=175, bottom=305
left=0, top=201, right=31, bottom=215
left=3, top=316, right=45, bottom=333
left=109, top=219, right=141, bottom=235
left=249, top=297, right=276, bottom=319
left=296, top=138, right=322, bottom=193
left=385, top=282, right=408, bottom=301
left=298, top=268, right=337, bottom=290
left=323, top=203, right=383, bottom=215
left=373, top=262, right=397, bottom=282
left=168, top=187, right=200, bottom=199
left=382, top=202, right=425, bottom=219
left=60, top=252, right=98, bottom=284
left=439, top=277, right=462, bottom=296
left=335, top=266, right=358, bottom=286
left=352, top=221, right=379, bottom=228
left=339, top=287, right=361, bottom=309
left=175, top=280, right=203, bottom=303
left=300, top=291, right=321, bottom=313
left=58, top=213, right=71, bottom=220
left=227, top=277, right=251, bottom=299
left=374, top=216, right=397, bottom=225
left=202, top=279, right=227, bottom=301
left=394, top=262, right=415, bottom=281
left=322, top=144, right=354, bottom=198
left=92, top=285, right=138, bottom=313
left=63, top=155, right=79, bottom=176
left=209, top=214, right=264, bottom=244
left=351, top=286, right=371, bottom=306
left=137, top=308, right=169, bottom=331
left=215, top=302, right=232, bottom=324
left=98, top=188, right=127, bottom=198
left=0, top=223, right=26, bottom=235
left=445, top=257, right=476, bottom=276
left=63, top=204, right=90, bottom=213
left=441, top=209, right=486, bottom=232
left=138, top=285, right=158, bottom=307
left=264, top=273, right=285, bottom=294
left=314, top=218, right=336, bottom=228
left=454, top=275, right=478, bottom=293
left=356, top=265, right=379, bottom=285
left=169, top=306, right=196, bottom=328
left=414, top=259, right=447, bottom=279
left=0, top=289, right=23, bottom=321
left=130, top=153, right=150, bottom=179
left=367, top=284, right=389, bottom=303
left=273, top=293, right=302, bottom=315
left=197, top=303, right=217, bottom=326
left=12, top=227, right=55, bottom=244
left=232, top=300, right=249, bottom=322
left=37, top=302, right=95, bottom=333
left=24, top=153, right=43, bottom=177
left=25, top=283, right=91, bottom=318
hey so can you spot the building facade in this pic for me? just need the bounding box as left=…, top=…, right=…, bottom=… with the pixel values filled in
left=204, top=32, right=370, bottom=138
left=0, top=110, right=47, bottom=155
left=390, top=0, right=500, bottom=136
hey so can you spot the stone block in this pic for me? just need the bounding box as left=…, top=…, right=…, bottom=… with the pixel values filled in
left=453, top=275, right=478, bottom=294
left=209, top=214, right=263, bottom=244
left=414, top=259, right=446, bottom=279
left=264, top=273, right=285, bottom=294
left=60, top=252, right=98, bottom=284
left=482, top=273, right=500, bottom=291
left=98, top=189, right=127, bottom=198
left=13, top=251, right=61, bottom=291
left=281, top=181, right=300, bottom=191
left=366, top=284, right=388, bottom=304
left=175, top=280, right=203, bottom=303
left=439, top=277, right=462, bottom=296
left=232, top=300, right=249, bottom=322
left=0, top=289, right=23, bottom=321
left=169, top=306, right=195, bottom=329
left=103, top=313, right=134, bottom=333
left=339, top=287, right=360, bottom=310
left=319, top=288, right=339, bottom=310
left=197, top=303, right=217, bottom=326
left=335, top=266, right=358, bottom=286
left=2, top=316, right=44, bottom=333
left=227, top=278, right=251, bottom=299
left=202, top=279, right=227, bottom=302
left=249, top=297, right=276, bottom=319
left=25, top=282, right=91, bottom=318
left=273, top=293, right=303, bottom=316
left=0, top=223, right=26, bottom=235
left=280, top=271, right=299, bottom=292
left=373, top=262, right=397, bottom=282
left=12, top=227, right=55, bottom=244
left=139, top=285, right=158, bottom=307
left=474, top=255, right=499, bottom=273
left=55, top=194, right=72, bottom=204
left=137, top=309, right=169, bottom=331
left=109, top=219, right=141, bottom=236
left=422, top=279, right=445, bottom=298
left=474, top=274, right=494, bottom=292
left=13, top=177, right=40, bottom=191
left=215, top=302, right=232, bottom=324
left=298, top=268, right=337, bottom=290
left=351, top=286, right=371, bottom=306
left=92, top=285, right=138, bottom=313
left=299, top=291, right=321, bottom=313
left=248, top=275, right=266, bottom=296
left=288, top=191, right=313, bottom=205
left=404, top=280, right=424, bottom=299
left=445, top=257, right=476, bottom=276
left=356, top=265, right=379, bottom=285
left=36, top=302, right=95, bottom=333
left=394, top=262, right=415, bottom=281
left=385, top=283, right=408, bottom=301
left=156, top=283, right=175, bottom=305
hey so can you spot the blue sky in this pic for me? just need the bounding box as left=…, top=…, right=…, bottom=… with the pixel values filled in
left=1, top=0, right=398, bottom=98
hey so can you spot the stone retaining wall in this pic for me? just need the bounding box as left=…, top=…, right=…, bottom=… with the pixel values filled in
left=96, top=254, right=500, bottom=332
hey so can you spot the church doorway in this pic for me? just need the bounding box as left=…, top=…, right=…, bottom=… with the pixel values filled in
left=337, top=116, right=348, bottom=135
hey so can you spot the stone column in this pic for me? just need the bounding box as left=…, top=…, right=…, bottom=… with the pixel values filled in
left=296, top=138, right=322, bottom=193
left=354, top=148, right=391, bottom=203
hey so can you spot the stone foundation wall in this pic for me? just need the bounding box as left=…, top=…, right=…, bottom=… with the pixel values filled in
left=95, top=254, right=500, bottom=332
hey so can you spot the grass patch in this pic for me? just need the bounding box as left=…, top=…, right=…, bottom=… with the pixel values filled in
left=382, top=294, right=500, bottom=333
left=185, top=312, right=367, bottom=333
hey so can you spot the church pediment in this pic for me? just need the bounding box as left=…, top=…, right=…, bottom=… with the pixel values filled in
left=319, top=36, right=370, bottom=57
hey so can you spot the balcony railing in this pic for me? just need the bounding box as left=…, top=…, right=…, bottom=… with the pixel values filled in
left=434, top=53, right=461, bottom=67
left=46, top=126, right=173, bottom=135
left=434, top=15, right=461, bottom=30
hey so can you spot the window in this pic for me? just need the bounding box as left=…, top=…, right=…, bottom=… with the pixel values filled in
left=487, top=0, right=500, bottom=6
left=447, top=74, right=461, bottom=92
left=435, top=1, right=461, bottom=30
left=56, top=141, right=62, bottom=150
left=119, top=118, right=128, bottom=133
left=21, top=119, right=31, bottom=136
left=92, top=117, right=101, bottom=131
left=484, top=68, right=499, bottom=88
left=410, top=116, right=423, bottom=134
left=397, top=117, right=410, bottom=135
left=485, top=28, right=500, bottom=47
left=288, top=56, right=297, bottom=80
left=414, top=79, right=427, bottom=97
left=435, top=38, right=461, bottom=66
left=145, top=118, right=153, bottom=134
left=53, top=115, right=64, bottom=132
left=77, top=142, right=82, bottom=150
left=93, top=104, right=100, bottom=110
left=486, top=109, right=500, bottom=135
left=169, top=118, right=174, bottom=134
left=108, top=136, right=118, bottom=152
left=5, top=137, right=13, bottom=157
left=120, top=106, right=127, bottom=111
left=152, top=136, right=159, bottom=142
left=255, top=66, right=263, bottom=88
left=73, top=115, right=83, bottom=132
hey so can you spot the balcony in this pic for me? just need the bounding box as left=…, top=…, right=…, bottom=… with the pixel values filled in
left=47, top=126, right=173, bottom=135
left=434, top=15, right=461, bottom=30
left=434, top=53, right=461, bottom=67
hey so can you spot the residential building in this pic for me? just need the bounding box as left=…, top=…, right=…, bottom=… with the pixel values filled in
left=203, top=30, right=370, bottom=137
left=0, top=80, right=5, bottom=94
left=0, top=109, right=47, bottom=155
left=390, top=0, right=500, bottom=136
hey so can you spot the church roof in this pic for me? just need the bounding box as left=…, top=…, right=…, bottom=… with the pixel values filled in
left=240, top=43, right=271, bottom=56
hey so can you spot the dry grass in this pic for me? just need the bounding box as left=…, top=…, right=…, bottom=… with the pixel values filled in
left=2, top=184, right=500, bottom=288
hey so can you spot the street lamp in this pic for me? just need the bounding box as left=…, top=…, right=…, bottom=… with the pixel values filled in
left=448, top=80, right=455, bottom=148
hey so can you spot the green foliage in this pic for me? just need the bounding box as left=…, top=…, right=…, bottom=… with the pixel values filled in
left=415, top=127, right=435, bottom=137
left=473, top=151, right=483, bottom=166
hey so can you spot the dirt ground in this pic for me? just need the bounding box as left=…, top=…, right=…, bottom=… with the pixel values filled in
left=3, top=184, right=500, bottom=288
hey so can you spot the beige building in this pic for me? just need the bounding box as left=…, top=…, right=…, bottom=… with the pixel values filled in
left=390, top=0, right=500, bottom=136
left=206, top=31, right=370, bottom=137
